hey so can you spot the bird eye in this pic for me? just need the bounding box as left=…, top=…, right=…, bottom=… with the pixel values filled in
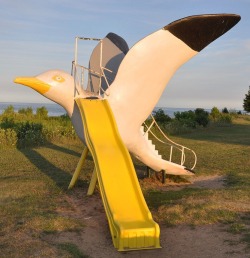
left=52, top=75, right=65, bottom=83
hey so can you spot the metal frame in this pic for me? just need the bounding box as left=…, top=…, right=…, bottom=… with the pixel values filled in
left=143, top=114, right=197, bottom=170
left=72, top=36, right=113, bottom=97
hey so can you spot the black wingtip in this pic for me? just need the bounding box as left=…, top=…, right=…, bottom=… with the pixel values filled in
left=185, top=167, right=196, bottom=174
left=164, top=14, right=241, bottom=52
left=106, top=32, right=129, bottom=54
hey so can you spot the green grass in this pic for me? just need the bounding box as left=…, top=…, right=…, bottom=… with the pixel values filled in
left=144, top=116, right=250, bottom=247
left=0, top=116, right=250, bottom=255
left=0, top=142, right=92, bottom=257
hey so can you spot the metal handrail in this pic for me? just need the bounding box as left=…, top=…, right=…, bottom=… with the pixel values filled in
left=71, top=61, right=113, bottom=96
left=143, top=115, right=197, bottom=170
left=72, top=36, right=117, bottom=97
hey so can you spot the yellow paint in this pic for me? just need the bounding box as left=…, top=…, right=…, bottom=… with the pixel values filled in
left=14, top=77, right=50, bottom=94
left=75, top=98, right=160, bottom=251
left=87, top=168, right=97, bottom=195
left=52, top=75, right=65, bottom=83
left=68, top=147, right=89, bottom=189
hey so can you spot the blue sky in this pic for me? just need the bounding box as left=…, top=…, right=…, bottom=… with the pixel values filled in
left=1, top=0, right=249, bottom=110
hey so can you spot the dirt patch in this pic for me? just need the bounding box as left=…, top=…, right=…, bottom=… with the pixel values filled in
left=42, top=184, right=249, bottom=258
left=190, top=174, right=226, bottom=189
left=140, top=174, right=226, bottom=192
left=46, top=223, right=249, bottom=258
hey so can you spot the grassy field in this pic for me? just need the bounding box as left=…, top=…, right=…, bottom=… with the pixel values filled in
left=0, top=116, right=250, bottom=257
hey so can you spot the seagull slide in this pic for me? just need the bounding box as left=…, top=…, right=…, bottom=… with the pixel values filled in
left=14, top=14, right=241, bottom=175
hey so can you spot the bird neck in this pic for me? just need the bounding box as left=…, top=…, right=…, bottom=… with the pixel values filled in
left=70, top=102, right=85, bottom=144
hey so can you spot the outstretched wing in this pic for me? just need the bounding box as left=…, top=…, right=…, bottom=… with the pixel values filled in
left=107, top=14, right=241, bottom=130
left=106, top=14, right=240, bottom=173
left=87, top=33, right=129, bottom=94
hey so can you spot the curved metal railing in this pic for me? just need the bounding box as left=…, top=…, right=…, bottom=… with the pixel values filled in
left=142, top=115, right=197, bottom=170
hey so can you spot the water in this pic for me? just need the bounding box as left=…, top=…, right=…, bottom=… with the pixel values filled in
left=154, top=107, right=198, bottom=118
left=0, top=102, right=223, bottom=118
left=0, top=102, right=66, bottom=117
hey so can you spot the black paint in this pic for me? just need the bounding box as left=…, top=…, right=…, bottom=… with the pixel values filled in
left=164, top=14, right=241, bottom=52
left=106, top=32, right=129, bottom=54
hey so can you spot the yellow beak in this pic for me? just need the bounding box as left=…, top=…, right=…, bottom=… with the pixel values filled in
left=14, top=77, right=51, bottom=95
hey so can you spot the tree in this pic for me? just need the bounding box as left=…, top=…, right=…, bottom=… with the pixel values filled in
left=36, top=106, right=48, bottom=119
left=174, top=110, right=196, bottom=128
left=18, top=107, right=33, bottom=117
left=194, top=108, right=209, bottom=127
left=222, top=107, right=229, bottom=113
left=2, top=105, right=15, bottom=116
left=210, top=107, right=220, bottom=121
left=153, top=108, right=171, bottom=123
left=243, top=86, right=250, bottom=112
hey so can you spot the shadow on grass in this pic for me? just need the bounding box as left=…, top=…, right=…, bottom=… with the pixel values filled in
left=17, top=143, right=89, bottom=190
left=176, top=123, right=250, bottom=146
left=45, top=142, right=93, bottom=162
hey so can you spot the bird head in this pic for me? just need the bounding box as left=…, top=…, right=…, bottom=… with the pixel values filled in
left=14, top=70, right=79, bottom=116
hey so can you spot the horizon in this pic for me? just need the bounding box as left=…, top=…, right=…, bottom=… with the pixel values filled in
left=1, top=1, right=250, bottom=110
left=0, top=100, right=245, bottom=112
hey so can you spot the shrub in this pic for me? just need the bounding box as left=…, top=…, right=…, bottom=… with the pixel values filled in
left=36, top=106, right=48, bottom=120
left=60, top=114, right=70, bottom=120
left=153, top=109, right=172, bottom=123
left=163, top=120, right=194, bottom=135
left=194, top=108, right=209, bottom=127
left=217, top=113, right=232, bottom=125
left=174, top=110, right=195, bottom=121
left=210, top=107, right=221, bottom=122
left=18, top=107, right=33, bottom=117
left=0, top=128, right=17, bottom=147
left=16, top=121, right=45, bottom=147
left=42, top=125, right=77, bottom=142
left=174, top=110, right=197, bottom=128
left=222, top=107, right=229, bottom=113
left=0, top=117, right=15, bottom=129
left=2, top=105, right=15, bottom=116
left=208, top=106, right=233, bottom=126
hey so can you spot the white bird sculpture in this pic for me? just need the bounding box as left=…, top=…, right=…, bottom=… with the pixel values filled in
left=14, top=14, right=241, bottom=176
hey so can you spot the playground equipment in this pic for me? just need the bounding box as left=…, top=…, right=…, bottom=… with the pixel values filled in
left=72, top=35, right=197, bottom=178
left=72, top=33, right=129, bottom=95
left=76, top=97, right=160, bottom=250
left=14, top=14, right=240, bottom=251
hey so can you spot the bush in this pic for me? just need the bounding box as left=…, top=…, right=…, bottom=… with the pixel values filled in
left=174, top=110, right=195, bottom=121
left=222, top=107, right=229, bottom=113
left=174, top=110, right=197, bottom=128
left=0, top=117, right=15, bottom=129
left=173, top=109, right=209, bottom=129
left=36, top=106, right=48, bottom=120
left=163, top=120, right=194, bottom=135
left=153, top=109, right=172, bottom=123
left=18, top=107, right=33, bottom=117
left=0, top=110, right=78, bottom=147
left=217, top=113, right=233, bottom=126
left=0, top=128, right=17, bottom=147
left=210, top=107, right=221, bottom=122
left=16, top=121, right=45, bottom=147
left=194, top=108, right=209, bottom=127
left=42, top=125, right=77, bottom=142
left=208, top=106, right=233, bottom=126
left=2, top=105, right=15, bottom=116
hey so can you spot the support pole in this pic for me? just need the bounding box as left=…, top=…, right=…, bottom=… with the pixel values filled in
left=68, top=147, right=89, bottom=189
left=87, top=168, right=97, bottom=195
left=161, top=170, right=166, bottom=184
left=146, top=166, right=151, bottom=178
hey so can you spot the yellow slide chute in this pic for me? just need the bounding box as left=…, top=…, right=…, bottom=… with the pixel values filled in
left=75, top=98, right=160, bottom=251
